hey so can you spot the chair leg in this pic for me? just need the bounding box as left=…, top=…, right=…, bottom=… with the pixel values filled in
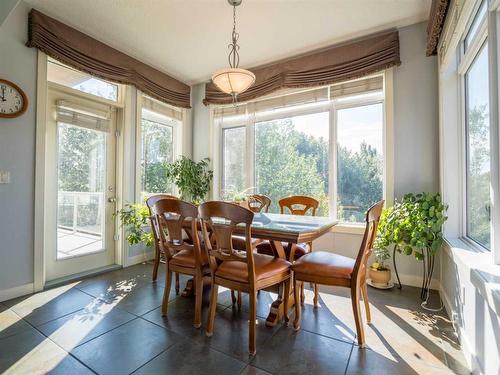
left=293, top=280, right=302, bottom=330
left=152, top=245, right=160, bottom=281
left=237, top=290, right=242, bottom=309
left=313, top=283, right=319, bottom=307
left=361, top=283, right=371, bottom=324
left=175, top=273, right=180, bottom=295
left=193, top=271, right=203, bottom=328
left=206, top=281, right=218, bottom=337
left=249, top=290, right=257, bottom=356
left=161, top=269, right=172, bottom=316
left=300, top=282, right=305, bottom=306
left=231, top=290, right=237, bottom=306
left=351, top=286, right=366, bottom=348
left=283, top=278, right=291, bottom=325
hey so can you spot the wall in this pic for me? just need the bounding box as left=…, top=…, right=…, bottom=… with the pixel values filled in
left=192, top=21, right=440, bottom=287
left=0, top=1, right=37, bottom=294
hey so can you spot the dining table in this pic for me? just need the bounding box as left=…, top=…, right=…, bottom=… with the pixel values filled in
left=182, top=212, right=337, bottom=327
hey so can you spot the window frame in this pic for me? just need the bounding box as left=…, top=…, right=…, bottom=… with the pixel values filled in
left=458, top=2, right=491, bottom=251
left=213, top=72, right=393, bottom=226
left=135, top=93, right=183, bottom=202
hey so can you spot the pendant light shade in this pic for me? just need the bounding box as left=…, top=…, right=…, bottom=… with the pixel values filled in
left=211, top=0, right=254, bottom=102
left=211, top=68, right=255, bottom=96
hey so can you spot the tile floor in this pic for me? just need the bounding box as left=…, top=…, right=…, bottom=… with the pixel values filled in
left=0, top=262, right=470, bottom=374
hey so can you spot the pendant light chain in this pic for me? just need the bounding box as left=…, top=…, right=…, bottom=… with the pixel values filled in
left=229, top=3, right=240, bottom=69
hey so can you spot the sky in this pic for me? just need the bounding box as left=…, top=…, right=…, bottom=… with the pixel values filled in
left=292, top=103, right=383, bottom=153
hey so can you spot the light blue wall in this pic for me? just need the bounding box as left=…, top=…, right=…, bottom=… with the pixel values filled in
left=0, top=1, right=37, bottom=290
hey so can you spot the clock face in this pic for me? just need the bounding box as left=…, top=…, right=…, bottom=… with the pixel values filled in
left=0, top=79, right=28, bottom=118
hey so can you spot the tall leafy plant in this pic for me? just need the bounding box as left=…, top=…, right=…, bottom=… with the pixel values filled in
left=115, top=203, right=154, bottom=247
left=374, top=192, right=448, bottom=261
left=165, top=156, right=213, bottom=204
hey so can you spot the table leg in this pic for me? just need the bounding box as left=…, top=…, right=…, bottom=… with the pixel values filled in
left=181, top=275, right=211, bottom=297
left=265, top=241, right=296, bottom=327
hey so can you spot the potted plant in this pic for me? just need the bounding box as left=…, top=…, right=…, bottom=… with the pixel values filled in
left=374, top=192, right=448, bottom=300
left=165, top=156, right=213, bottom=204
left=369, top=246, right=392, bottom=287
left=115, top=203, right=154, bottom=248
left=221, top=187, right=255, bottom=208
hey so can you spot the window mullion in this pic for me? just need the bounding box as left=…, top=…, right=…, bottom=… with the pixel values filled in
left=246, top=117, right=255, bottom=193
left=330, top=103, right=338, bottom=220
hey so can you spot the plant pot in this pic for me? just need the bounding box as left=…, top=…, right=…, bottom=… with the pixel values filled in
left=369, top=268, right=391, bottom=286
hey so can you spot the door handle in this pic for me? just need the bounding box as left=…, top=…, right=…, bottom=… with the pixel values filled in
left=108, top=197, right=116, bottom=203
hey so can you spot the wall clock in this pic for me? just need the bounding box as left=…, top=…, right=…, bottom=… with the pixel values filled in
left=0, top=79, right=28, bottom=118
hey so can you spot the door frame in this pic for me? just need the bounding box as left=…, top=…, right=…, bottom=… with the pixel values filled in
left=34, top=52, right=133, bottom=290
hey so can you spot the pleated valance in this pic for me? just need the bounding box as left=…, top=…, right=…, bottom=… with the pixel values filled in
left=426, top=0, right=450, bottom=56
left=27, top=9, right=191, bottom=108
left=204, top=30, right=400, bottom=105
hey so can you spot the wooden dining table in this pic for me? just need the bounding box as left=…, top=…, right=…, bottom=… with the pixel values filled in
left=182, top=212, right=337, bottom=327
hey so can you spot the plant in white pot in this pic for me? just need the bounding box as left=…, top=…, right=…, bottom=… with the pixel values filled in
left=369, top=249, right=392, bottom=288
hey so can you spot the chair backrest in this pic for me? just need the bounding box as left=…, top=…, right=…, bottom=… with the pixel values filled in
left=247, top=194, right=271, bottom=213
left=279, top=195, right=319, bottom=216
left=199, top=201, right=256, bottom=282
left=352, top=200, right=385, bottom=285
left=152, top=199, right=204, bottom=265
left=145, top=194, right=179, bottom=245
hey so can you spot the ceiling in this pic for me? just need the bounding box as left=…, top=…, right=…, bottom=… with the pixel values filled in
left=25, top=0, right=432, bottom=85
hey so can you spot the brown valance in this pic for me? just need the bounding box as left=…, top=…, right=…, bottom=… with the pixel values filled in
left=26, top=9, right=191, bottom=108
left=426, top=0, right=450, bottom=56
left=204, top=30, right=400, bottom=106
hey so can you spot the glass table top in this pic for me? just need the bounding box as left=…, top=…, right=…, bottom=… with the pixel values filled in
left=212, top=213, right=337, bottom=234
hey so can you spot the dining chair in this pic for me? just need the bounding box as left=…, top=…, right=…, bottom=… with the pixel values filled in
left=200, top=201, right=292, bottom=355
left=257, top=195, right=320, bottom=304
left=247, top=194, right=271, bottom=213
left=146, top=194, right=181, bottom=293
left=292, top=200, right=384, bottom=348
left=153, top=198, right=209, bottom=328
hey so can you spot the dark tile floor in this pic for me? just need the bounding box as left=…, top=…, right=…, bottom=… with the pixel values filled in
left=0, top=262, right=470, bottom=374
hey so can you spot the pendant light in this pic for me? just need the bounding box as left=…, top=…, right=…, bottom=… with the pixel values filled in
left=211, top=0, right=255, bottom=102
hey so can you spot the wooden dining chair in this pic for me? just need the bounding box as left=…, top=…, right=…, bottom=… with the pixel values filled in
left=257, top=195, right=320, bottom=304
left=146, top=194, right=181, bottom=294
left=153, top=198, right=209, bottom=328
left=292, top=200, right=384, bottom=348
left=200, top=201, right=292, bottom=355
left=247, top=194, right=271, bottom=213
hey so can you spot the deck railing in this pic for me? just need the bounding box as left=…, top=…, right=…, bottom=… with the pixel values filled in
left=57, top=191, right=104, bottom=236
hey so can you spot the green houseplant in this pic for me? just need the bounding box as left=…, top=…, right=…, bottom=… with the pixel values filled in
left=374, top=192, right=448, bottom=299
left=115, top=203, right=154, bottom=248
left=165, top=156, right=213, bottom=204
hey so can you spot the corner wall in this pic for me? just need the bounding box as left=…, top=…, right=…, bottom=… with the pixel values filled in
left=0, top=1, right=37, bottom=295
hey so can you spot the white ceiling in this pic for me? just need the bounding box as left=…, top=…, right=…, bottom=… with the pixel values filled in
left=25, top=0, right=432, bottom=85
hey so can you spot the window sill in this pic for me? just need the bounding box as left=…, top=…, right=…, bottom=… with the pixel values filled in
left=443, top=237, right=500, bottom=316
left=329, top=223, right=365, bottom=235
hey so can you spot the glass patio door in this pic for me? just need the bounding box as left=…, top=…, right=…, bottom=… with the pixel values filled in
left=45, top=89, right=117, bottom=281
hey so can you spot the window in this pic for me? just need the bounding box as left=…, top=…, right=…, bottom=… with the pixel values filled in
left=47, top=59, right=119, bottom=101
left=464, top=43, right=490, bottom=249
left=337, top=103, right=383, bottom=222
left=216, top=75, right=387, bottom=222
left=138, top=96, right=182, bottom=200
left=254, top=112, right=329, bottom=215
left=222, top=127, right=246, bottom=195
left=464, top=1, right=487, bottom=52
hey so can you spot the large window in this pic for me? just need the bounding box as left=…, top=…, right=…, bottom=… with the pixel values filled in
left=337, top=103, right=383, bottom=222
left=217, top=76, right=387, bottom=222
left=460, top=3, right=491, bottom=250
left=254, top=112, right=330, bottom=215
left=139, top=96, right=181, bottom=200
left=464, top=44, right=490, bottom=249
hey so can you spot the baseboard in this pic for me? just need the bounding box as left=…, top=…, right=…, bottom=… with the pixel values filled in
left=0, top=283, right=34, bottom=303
left=440, top=285, right=480, bottom=374
left=396, top=272, right=440, bottom=290
left=124, top=251, right=154, bottom=267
